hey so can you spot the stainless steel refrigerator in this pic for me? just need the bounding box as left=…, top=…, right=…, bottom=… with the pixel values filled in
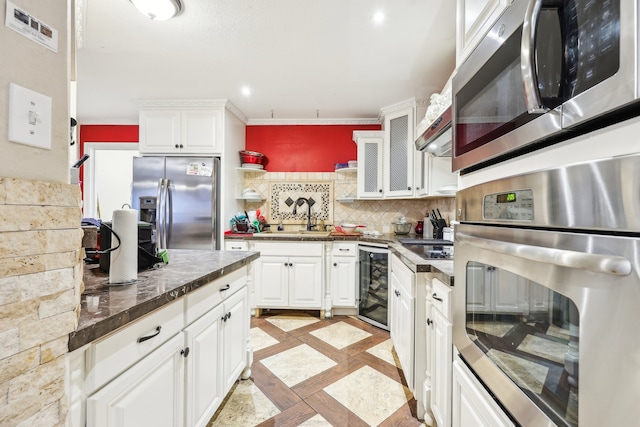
left=132, top=156, right=220, bottom=250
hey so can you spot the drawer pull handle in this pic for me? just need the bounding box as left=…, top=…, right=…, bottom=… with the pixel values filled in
left=339, top=248, right=349, bottom=251
left=231, top=246, right=242, bottom=250
left=222, top=313, right=228, bottom=322
left=137, top=326, right=161, bottom=343
left=220, top=284, right=231, bottom=292
left=432, top=293, right=443, bottom=302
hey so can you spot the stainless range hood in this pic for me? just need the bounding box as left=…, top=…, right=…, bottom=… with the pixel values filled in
left=415, top=106, right=452, bottom=157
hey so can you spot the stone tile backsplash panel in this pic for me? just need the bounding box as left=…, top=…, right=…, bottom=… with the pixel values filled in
left=270, top=181, right=334, bottom=225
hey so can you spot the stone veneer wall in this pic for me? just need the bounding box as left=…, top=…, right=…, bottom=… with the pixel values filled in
left=242, top=171, right=456, bottom=233
left=0, top=178, right=83, bottom=426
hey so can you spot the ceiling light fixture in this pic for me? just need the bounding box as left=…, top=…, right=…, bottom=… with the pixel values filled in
left=241, top=86, right=251, bottom=97
left=373, top=10, right=385, bottom=24
left=130, top=0, right=183, bottom=21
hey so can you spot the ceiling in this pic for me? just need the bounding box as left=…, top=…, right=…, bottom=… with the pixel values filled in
left=75, top=0, right=456, bottom=124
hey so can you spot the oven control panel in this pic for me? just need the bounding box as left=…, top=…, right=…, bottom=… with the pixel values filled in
left=483, top=189, right=534, bottom=220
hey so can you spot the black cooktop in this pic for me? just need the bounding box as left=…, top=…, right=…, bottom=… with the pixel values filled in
left=399, top=238, right=453, bottom=260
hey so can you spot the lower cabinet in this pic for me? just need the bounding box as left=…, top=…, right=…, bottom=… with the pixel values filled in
left=253, top=242, right=323, bottom=310
left=452, top=354, right=515, bottom=427
left=330, top=242, right=357, bottom=308
left=87, top=333, right=185, bottom=427
left=76, top=268, right=250, bottom=427
left=184, top=287, right=248, bottom=427
left=389, top=255, right=416, bottom=391
left=429, top=278, right=453, bottom=427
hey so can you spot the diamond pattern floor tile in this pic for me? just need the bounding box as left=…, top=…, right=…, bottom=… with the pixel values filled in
left=266, top=313, right=321, bottom=332
left=365, top=338, right=397, bottom=367
left=250, top=327, right=279, bottom=351
left=261, top=343, right=338, bottom=387
left=323, top=365, right=408, bottom=426
left=207, top=380, right=279, bottom=426
left=309, top=321, right=372, bottom=349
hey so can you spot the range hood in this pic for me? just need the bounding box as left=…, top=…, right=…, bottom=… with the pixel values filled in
left=415, top=106, right=452, bottom=157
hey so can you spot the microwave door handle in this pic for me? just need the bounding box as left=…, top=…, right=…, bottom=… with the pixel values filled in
left=456, top=232, right=632, bottom=276
left=521, top=0, right=548, bottom=114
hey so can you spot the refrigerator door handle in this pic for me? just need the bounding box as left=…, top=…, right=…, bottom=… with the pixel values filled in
left=156, top=178, right=164, bottom=250
left=166, top=179, right=173, bottom=248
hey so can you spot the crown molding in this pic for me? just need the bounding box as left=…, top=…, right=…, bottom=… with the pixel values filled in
left=246, top=118, right=381, bottom=126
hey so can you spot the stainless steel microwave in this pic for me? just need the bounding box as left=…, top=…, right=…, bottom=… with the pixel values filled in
left=452, top=0, right=637, bottom=173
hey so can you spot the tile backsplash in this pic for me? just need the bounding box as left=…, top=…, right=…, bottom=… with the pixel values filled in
left=243, top=171, right=455, bottom=233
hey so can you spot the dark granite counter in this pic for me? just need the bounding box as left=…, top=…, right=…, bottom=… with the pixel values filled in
left=226, top=232, right=454, bottom=285
left=69, top=249, right=259, bottom=351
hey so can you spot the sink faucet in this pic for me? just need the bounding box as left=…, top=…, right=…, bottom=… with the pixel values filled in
left=292, top=197, right=315, bottom=231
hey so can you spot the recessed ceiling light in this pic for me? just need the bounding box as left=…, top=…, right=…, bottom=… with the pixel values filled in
left=130, top=0, right=183, bottom=21
left=241, top=86, right=251, bottom=97
left=373, top=10, right=385, bottom=24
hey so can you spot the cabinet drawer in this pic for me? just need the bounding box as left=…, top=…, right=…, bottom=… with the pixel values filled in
left=86, top=299, right=183, bottom=394
left=185, top=267, right=247, bottom=325
left=431, top=278, right=452, bottom=319
left=254, top=241, right=323, bottom=257
left=331, top=242, right=357, bottom=257
left=225, top=240, right=248, bottom=251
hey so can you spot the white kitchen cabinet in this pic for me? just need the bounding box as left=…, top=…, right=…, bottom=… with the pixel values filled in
left=253, top=242, right=324, bottom=312
left=354, top=131, right=384, bottom=199
left=430, top=278, right=452, bottom=427
left=87, top=333, right=185, bottom=427
left=452, top=354, right=515, bottom=427
left=221, top=287, right=249, bottom=392
left=390, top=254, right=415, bottom=391
left=382, top=102, right=415, bottom=198
left=139, top=108, right=223, bottom=155
left=184, top=304, right=224, bottom=427
left=330, top=242, right=357, bottom=308
left=456, top=0, right=511, bottom=66
left=415, top=153, right=458, bottom=198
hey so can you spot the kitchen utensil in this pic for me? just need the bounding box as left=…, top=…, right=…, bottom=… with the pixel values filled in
left=393, top=222, right=412, bottom=235
left=340, top=223, right=357, bottom=233
left=239, top=150, right=266, bottom=165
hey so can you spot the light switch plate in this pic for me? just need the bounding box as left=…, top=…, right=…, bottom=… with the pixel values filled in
left=8, top=82, right=52, bottom=150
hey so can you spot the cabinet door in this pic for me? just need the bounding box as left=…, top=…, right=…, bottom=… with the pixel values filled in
left=180, top=109, right=222, bottom=154
left=289, top=256, right=323, bottom=307
left=414, top=150, right=430, bottom=197
left=87, top=333, right=184, bottom=427
left=356, top=133, right=384, bottom=199
left=254, top=256, right=289, bottom=307
left=452, top=357, right=515, bottom=427
left=184, top=305, right=224, bottom=427
left=456, top=0, right=510, bottom=65
left=330, top=256, right=357, bottom=307
left=429, top=156, right=457, bottom=195
left=222, top=287, right=249, bottom=394
left=431, top=309, right=452, bottom=427
left=396, top=285, right=415, bottom=391
left=384, top=108, right=414, bottom=198
left=139, top=110, right=181, bottom=154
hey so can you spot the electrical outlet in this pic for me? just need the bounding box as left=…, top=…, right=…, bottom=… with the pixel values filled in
left=8, top=82, right=52, bottom=150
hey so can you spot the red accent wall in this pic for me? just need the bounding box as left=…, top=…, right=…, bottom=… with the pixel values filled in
left=79, top=125, right=139, bottom=157
left=246, top=124, right=381, bottom=172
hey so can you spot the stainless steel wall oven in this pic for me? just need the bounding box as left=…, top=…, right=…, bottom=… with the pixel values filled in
left=453, top=154, right=640, bottom=426
left=452, top=0, right=640, bottom=173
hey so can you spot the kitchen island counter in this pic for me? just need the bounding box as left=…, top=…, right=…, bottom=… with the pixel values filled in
left=69, top=249, right=259, bottom=351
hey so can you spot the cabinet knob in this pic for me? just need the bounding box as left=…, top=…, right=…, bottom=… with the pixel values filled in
left=174, top=144, right=179, bottom=148
left=427, top=318, right=433, bottom=326
left=333, top=262, right=337, bottom=267
left=379, top=189, right=383, bottom=193
left=408, top=186, right=412, bottom=190
left=179, top=144, right=184, bottom=148
left=181, top=347, right=190, bottom=357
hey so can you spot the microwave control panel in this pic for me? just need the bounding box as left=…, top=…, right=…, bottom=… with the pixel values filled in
left=483, top=189, right=534, bottom=221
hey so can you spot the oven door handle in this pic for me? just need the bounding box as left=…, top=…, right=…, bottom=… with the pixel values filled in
left=521, top=0, right=548, bottom=114
left=457, top=232, right=632, bottom=276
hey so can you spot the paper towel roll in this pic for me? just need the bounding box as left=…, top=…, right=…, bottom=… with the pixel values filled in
left=109, top=208, right=138, bottom=284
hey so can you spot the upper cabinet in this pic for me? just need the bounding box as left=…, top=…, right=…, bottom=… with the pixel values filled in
left=139, top=108, right=223, bottom=155
left=382, top=101, right=416, bottom=198
left=456, top=0, right=511, bottom=65
left=353, top=131, right=384, bottom=199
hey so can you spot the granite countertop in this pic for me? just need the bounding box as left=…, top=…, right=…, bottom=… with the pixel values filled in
left=226, top=232, right=454, bottom=285
left=69, top=249, right=259, bottom=351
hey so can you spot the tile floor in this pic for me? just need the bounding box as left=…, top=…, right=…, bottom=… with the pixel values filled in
left=207, top=311, right=425, bottom=427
